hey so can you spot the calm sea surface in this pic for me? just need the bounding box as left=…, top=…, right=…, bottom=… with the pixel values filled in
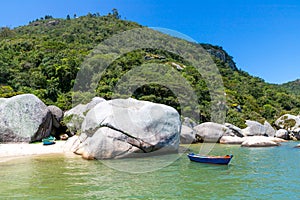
left=0, top=142, right=300, bottom=199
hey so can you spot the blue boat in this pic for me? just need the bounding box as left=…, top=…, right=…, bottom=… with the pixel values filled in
left=187, top=153, right=233, bottom=165
left=42, top=136, right=56, bottom=145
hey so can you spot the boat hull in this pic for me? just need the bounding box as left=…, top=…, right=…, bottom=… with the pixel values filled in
left=42, top=140, right=55, bottom=145
left=42, top=136, right=56, bottom=145
left=187, top=153, right=233, bottom=165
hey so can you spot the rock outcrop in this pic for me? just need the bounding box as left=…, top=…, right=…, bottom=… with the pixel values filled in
left=193, top=122, right=234, bottom=143
left=48, top=105, right=63, bottom=129
left=64, top=97, right=106, bottom=135
left=275, top=114, right=300, bottom=131
left=180, top=125, right=195, bottom=144
left=264, top=121, right=276, bottom=137
left=275, top=129, right=289, bottom=140
left=241, top=120, right=267, bottom=136
left=225, top=123, right=244, bottom=137
left=0, top=94, right=52, bottom=143
left=47, top=105, right=72, bottom=139
left=241, top=136, right=281, bottom=147
left=241, top=120, right=276, bottom=137
left=67, top=98, right=181, bottom=159
left=219, top=136, right=246, bottom=144
left=182, top=117, right=197, bottom=129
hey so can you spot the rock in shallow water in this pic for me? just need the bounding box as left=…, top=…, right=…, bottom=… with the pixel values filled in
left=219, top=136, right=246, bottom=144
left=241, top=136, right=281, bottom=147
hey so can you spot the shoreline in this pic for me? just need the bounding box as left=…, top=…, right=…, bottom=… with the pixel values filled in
left=0, top=141, right=68, bottom=163
left=1, top=140, right=299, bottom=163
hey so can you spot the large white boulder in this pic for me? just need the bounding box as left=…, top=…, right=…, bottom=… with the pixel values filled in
left=0, top=94, right=52, bottom=143
left=241, top=120, right=275, bottom=137
left=68, top=98, right=181, bottom=159
left=242, top=120, right=266, bottom=136
left=193, top=122, right=234, bottom=143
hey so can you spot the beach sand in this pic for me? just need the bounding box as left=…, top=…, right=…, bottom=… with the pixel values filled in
left=0, top=141, right=69, bottom=162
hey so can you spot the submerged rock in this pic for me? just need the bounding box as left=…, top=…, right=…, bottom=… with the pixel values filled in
left=67, top=98, right=181, bottom=159
left=0, top=94, right=52, bottom=143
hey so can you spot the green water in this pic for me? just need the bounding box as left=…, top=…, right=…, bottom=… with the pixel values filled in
left=1, top=142, right=300, bottom=199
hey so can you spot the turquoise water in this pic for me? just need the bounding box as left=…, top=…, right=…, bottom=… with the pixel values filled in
left=0, top=142, right=300, bottom=199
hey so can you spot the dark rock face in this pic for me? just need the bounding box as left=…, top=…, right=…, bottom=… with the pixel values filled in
left=48, top=105, right=63, bottom=129
left=0, top=94, right=52, bottom=143
left=205, top=46, right=237, bottom=70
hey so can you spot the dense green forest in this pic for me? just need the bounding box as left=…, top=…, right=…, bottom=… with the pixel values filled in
left=1, top=10, right=300, bottom=128
left=282, top=79, right=300, bottom=95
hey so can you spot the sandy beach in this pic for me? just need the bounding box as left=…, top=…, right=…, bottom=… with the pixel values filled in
left=0, top=141, right=68, bottom=162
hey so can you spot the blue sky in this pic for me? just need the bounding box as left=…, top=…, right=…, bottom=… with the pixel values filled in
left=1, top=0, right=300, bottom=84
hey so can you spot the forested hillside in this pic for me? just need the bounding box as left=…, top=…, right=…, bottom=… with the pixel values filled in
left=282, top=79, right=300, bottom=95
left=0, top=11, right=299, bottom=128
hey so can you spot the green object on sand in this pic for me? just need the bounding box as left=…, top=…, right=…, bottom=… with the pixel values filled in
left=42, top=136, right=56, bottom=145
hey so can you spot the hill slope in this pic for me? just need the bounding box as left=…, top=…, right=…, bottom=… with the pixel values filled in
left=0, top=12, right=299, bottom=127
left=281, top=79, right=300, bottom=95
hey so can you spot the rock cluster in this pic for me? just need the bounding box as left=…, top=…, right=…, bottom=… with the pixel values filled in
left=1, top=94, right=299, bottom=159
left=179, top=117, right=297, bottom=147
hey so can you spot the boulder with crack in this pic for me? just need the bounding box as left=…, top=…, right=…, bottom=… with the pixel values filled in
left=67, top=98, right=181, bottom=159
